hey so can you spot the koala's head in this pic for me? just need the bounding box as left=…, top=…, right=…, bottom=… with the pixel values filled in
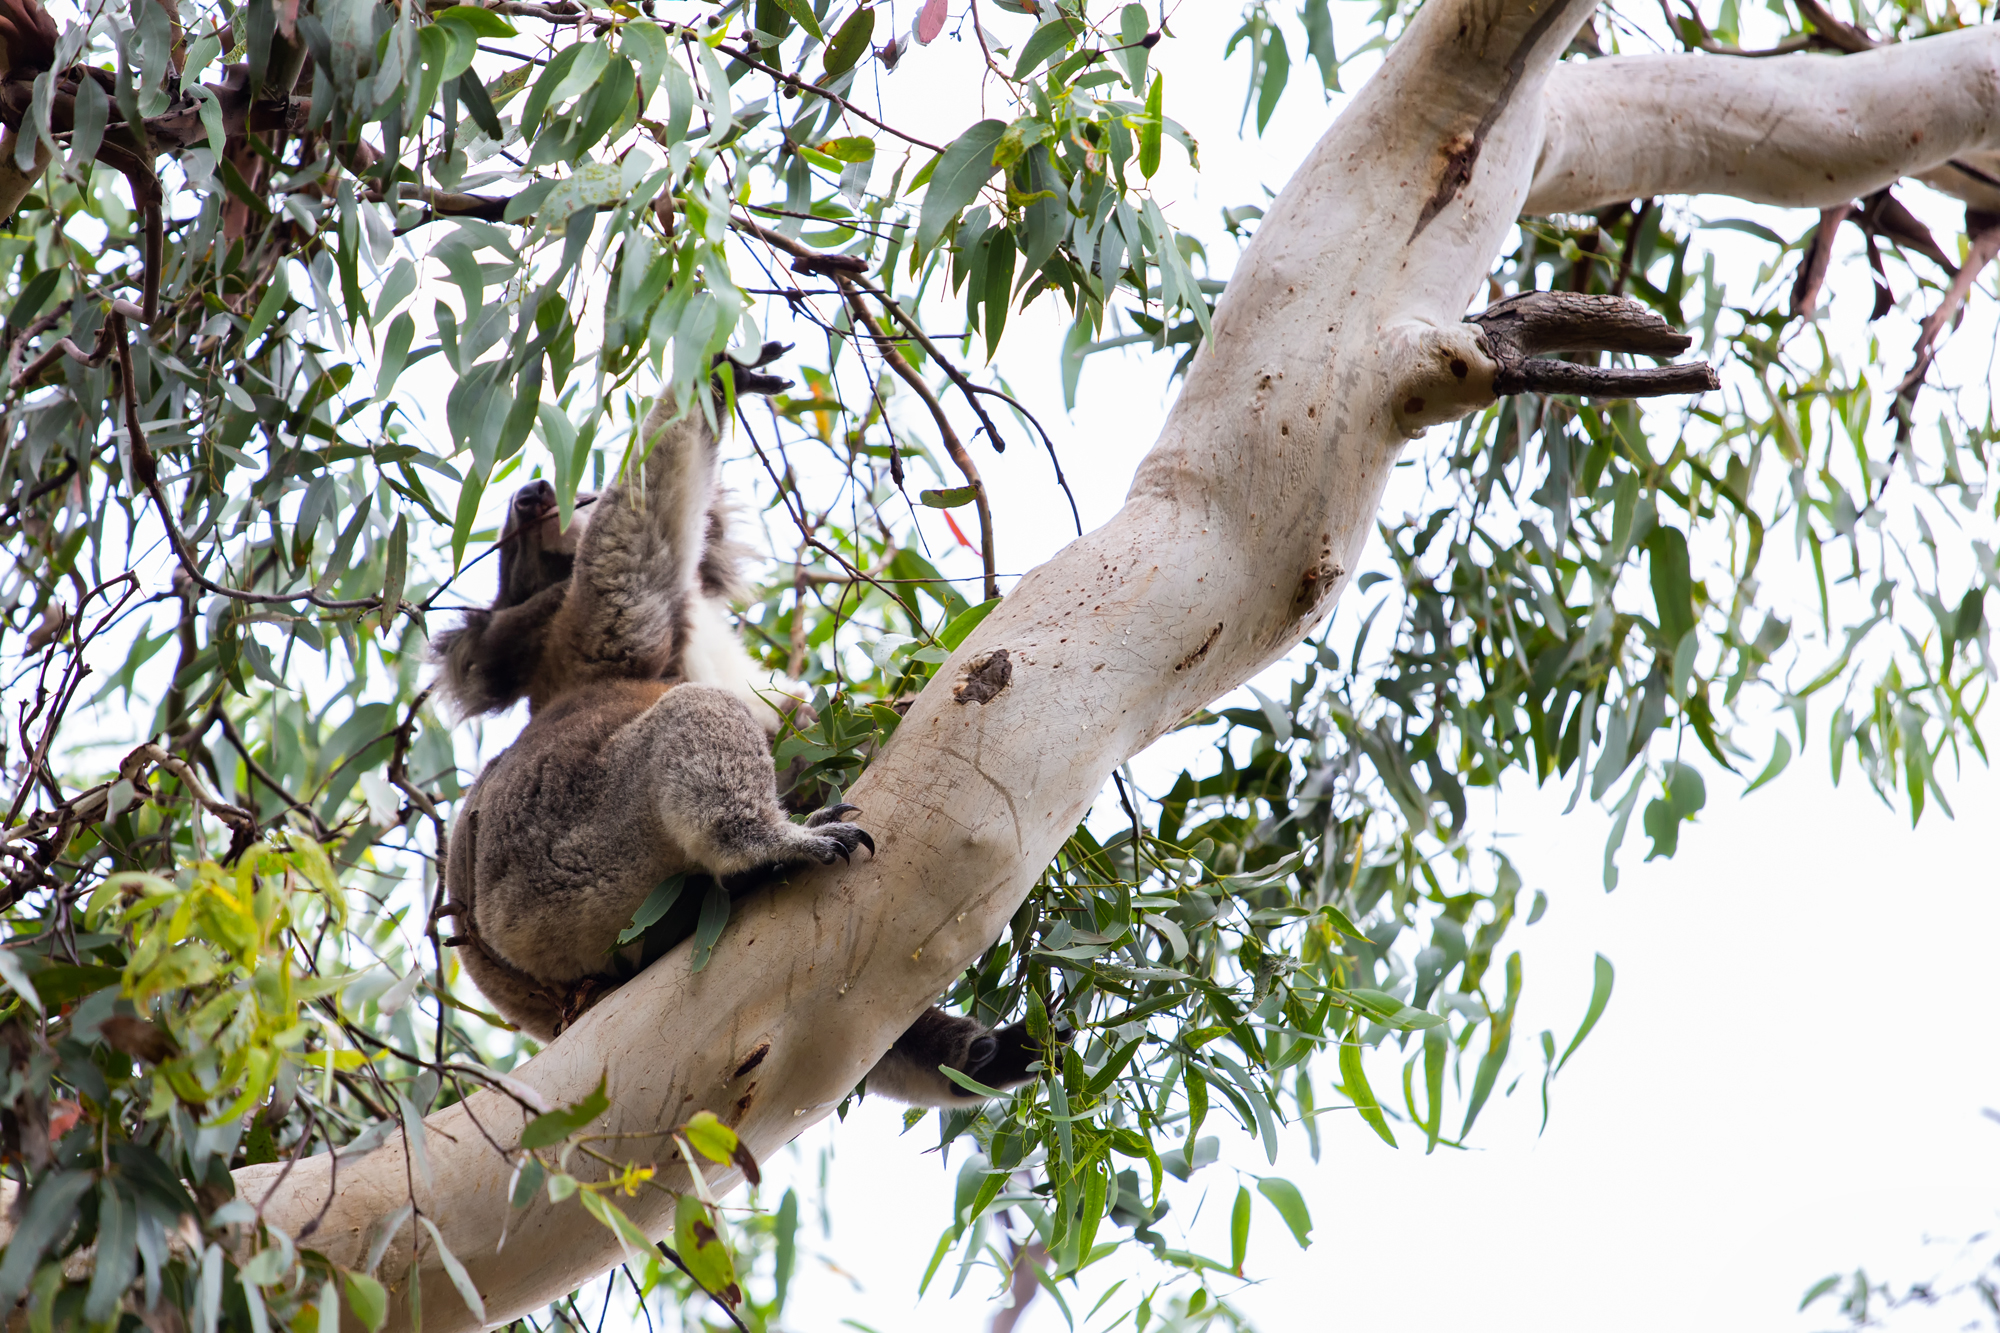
left=496, top=479, right=595, bottom=610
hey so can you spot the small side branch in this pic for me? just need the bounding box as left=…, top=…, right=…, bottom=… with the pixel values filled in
left=1469, top=290, right=1719, bottom=399
left=1390, top=292, right=1715, bottom=435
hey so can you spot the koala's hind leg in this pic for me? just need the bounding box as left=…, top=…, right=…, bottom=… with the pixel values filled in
left=631, top=683, right=874, bottom=876
left=865, top=1009, right=1059, bottom=1107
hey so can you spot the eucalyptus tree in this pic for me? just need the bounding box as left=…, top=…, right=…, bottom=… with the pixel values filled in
left=0, top=0, right=1993, bottom=1328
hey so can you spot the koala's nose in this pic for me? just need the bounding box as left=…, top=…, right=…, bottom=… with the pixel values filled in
left=514, top=479, right=556, bottom=512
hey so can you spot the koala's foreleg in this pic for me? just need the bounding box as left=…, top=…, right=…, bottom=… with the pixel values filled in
left=631, top=683, right=873, bottom=876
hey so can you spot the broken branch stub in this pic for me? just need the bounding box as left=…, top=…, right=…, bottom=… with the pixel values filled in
left=1467, top=290, right=1719, bottom=398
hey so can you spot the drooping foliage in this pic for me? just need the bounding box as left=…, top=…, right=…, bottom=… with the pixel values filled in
left=0, top=0, right=1991, bottom=1327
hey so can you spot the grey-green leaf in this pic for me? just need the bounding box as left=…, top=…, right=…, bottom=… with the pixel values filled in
left=917, top=120, right=1007, bottom=253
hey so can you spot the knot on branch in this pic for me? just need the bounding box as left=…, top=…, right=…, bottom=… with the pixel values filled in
left=1466, top=291, right=1719, bottom=399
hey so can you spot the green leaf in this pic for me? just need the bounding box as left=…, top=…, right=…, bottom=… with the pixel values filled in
left=617, top=873, right=686, bottom=945
left=680, top=1110, right=738, bottom=1166
left=520, top=42, right=591, bottom=129
left=1744, top=731, right=1792, bottom=794
left=1116, top=3, right=1150, bottom=89
left=343, top=1273, right=389, bottom=1332
left=0, top=948, right=42, bottom=1014
left=1646, top=525, right=1695, bottom=646
left=375, top=313, right=416, bottom=401
left=1229, top=1185, right=1251, bottom=1274
left=674, top=1195, right=739, bottom=1299
left=773, top=1189, right=799, bottom=1310
left=938, top=596, right=1001, bottom=650
left=450, top=464, right=484, bottom=569
left=574, top=56, right=637, bottom=153
left=1300, top=0, right=1339, bottom=92
left=1344, top=988, right=1445, bottom=1030
left=242, top=267, right=291, bottom=346
left=764, top=0, right=823, bottom=41
left=1254, top=26, right=1290, bottom=133
left=510, top=1157, right=544, bottom=1208
left=1338, top=1039, right=1397, bottom=1146
left=1556, top=953, right=1615, bottom=1073
left=432, top=4, right=516, bottom=37
left=919, top=485, right=978, bottom=508
left=938, top=1065, right=1011, bottom=1100
left=816, top=135, right=876, bottom=162
left=1138, top=73, right=1163, bottom=179
left=519, top=1075, right=609, bottom=1149
left=419, top=1218, right=485, bottom=1325
left=917, top=119, right=1007, bottom=253
left=378, top=514, right=407, bottom=626
left=1799, top=1275, right=1841, bottom=1311
left=1641, top=760, right=1706, bottom=860
left=456, top=65, right=504, bottom=140
left=689, top=877, right=731, bottom=973
left=820, top=5, right=876, bottom=79
left=1255, top=1177, right=1312, bottom=1248
left=1011, top=18, right=1073, bottom=79
left=9, top=269, right=59, bottom=327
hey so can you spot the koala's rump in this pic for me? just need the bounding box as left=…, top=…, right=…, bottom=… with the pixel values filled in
left=456, top=679, right=688, bottom=992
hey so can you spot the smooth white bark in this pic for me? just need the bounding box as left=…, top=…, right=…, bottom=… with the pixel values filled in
left=220, top=13, right=2000, bottom=1331
left=1529, top=28, right=2000, bottom=214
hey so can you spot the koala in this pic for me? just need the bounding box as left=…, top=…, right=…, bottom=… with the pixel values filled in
left=436, top=345, right=1051, bottom=1105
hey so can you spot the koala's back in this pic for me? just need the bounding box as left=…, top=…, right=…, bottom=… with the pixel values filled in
left=451, top=680, right=679, bottom=1027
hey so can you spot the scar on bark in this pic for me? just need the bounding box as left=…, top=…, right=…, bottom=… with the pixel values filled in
left=1294, top=562, right=1345, bottom=611
left=955, top=649, right=1012, bottom=704
left=1175, top=623, right=1224, bottom=672
left=1470, top=291, right=1719, bottom=398
left=1411, top=0, right=1590, bottom=239
left=732, top=1042, right=770, bottom=1079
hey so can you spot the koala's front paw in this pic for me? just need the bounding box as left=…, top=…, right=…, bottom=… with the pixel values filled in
left=800, top=805, right=875, bottom=863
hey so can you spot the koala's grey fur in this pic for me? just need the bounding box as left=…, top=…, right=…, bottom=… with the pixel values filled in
left=437, top=347, right=1051, bottom=1105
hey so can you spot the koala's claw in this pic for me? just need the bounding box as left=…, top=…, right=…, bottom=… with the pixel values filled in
left=806, top=803, right=863, bottom=828
left=803, top=821, right=874, bottom=865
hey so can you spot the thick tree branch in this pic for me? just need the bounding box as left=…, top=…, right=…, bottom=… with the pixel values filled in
left=1527, top=28, right=2000, bottom=215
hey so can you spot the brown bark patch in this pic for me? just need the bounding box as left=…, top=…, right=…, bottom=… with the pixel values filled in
left=954, top=649, right=1012, bottom=704
left=1175, top=623, right=1224, bottom=672
left=731, top=1041, right=770, bottom=1080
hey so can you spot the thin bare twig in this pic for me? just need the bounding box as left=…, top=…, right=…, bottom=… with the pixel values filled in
left=712, top=41, right=946, bottom=155
left=1882, top=210, right=2000, bottom=477
left=733, top=220, right=1002, bottom=596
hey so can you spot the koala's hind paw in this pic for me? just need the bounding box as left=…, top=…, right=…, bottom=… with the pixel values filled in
left=801, top=816, right=874, bottom=864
